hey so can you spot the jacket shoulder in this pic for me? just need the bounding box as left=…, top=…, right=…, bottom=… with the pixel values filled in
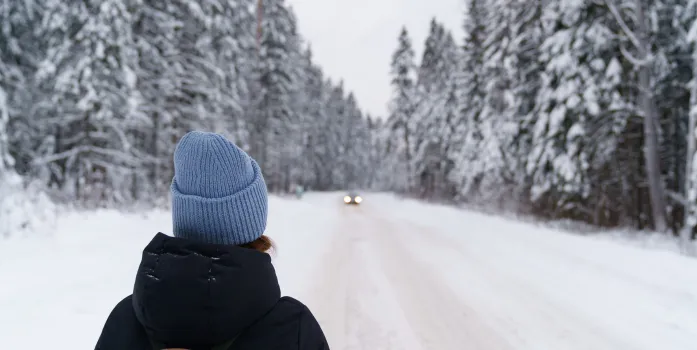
left=235, top=296, right=329, bottom=349
left=276, top=296, right=313, bottom=313
left=95, top=295, right=150, bottom=350
left=282, top=297, right=329, bottom=349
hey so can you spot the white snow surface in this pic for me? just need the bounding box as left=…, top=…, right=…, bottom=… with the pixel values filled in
left=1, top=192, right=696, bottom=349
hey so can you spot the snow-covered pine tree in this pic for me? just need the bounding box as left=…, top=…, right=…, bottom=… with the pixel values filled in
left=352, top=114, right=373, bottom=189
left=0, top=84, right=17, bottom=235
left=170, top=0, right=229, bottom=133
left=605, top=0, right=669, bottom=231
left=681, top=0, right=697, bottom=248
left=417, top=19, right=450, bottom=95
left=286, top=21, right=309, bottom=190
left=39, top=0, right=143, bottom=205
left=412, top=19, right=442, bottom=197
left=1, top=81, right=55, bottom=237
left=413, top=19, right=460, bottom=199
left=131, top=0, right=183, bottom=201
left=0, top=1, right=58, bottom=235
left=209, top=0, right=256, bottom=145
left=341, top=92, right=366, bottom=188
left=525, top=0, right=632, bottom=223
left=295, top=47, right=325, bottom=189
left=366, top=115, right=389, bottom=190
left=508, top=0, right=546, bottom=206
left=0, top=86, right=11, bottom=172
left=386, top=27, right=417, bottom=193
left=278, top=1, right=304, bottom=193
left=363, top=114, right=378, bottom=189
left=372, top=115, right=393, bottom=191
left=480, top=0, right=513, bottom=124
left=249, top=0, right=302, bottom=192
left=527, top=0, right=595, bottom=219
left=325, top=81, right=349, bottom=188
left=308, top=78, right=334, bottom=190
left=448, top=0, right=488, bottom=201
left=648, top=0, right=692, bottom=231
left=1, top=83, right=19, bottom=236
left=0, top=0, right=48, bottom=175
left=470, top=0, right=518, bottom=205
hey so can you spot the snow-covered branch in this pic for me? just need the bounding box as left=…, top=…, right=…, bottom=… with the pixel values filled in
left=605, top=0, right=645, bottom=53
left=619, top=42, right=652, bottom=67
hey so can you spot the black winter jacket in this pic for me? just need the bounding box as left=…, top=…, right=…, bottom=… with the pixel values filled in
left=95, top=233, right=329, bottom=350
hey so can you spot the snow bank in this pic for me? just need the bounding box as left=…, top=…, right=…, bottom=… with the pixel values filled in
left=397, top=192, right=697, bottom=258
left=599, top=229, right=697, bottom=256
left=0, top=174, right=56, bottom=239
left=0, top=194, right=339, bottom=348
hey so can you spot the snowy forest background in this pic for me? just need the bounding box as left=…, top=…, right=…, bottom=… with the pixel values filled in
left=2, top=0, right=697, bottom=244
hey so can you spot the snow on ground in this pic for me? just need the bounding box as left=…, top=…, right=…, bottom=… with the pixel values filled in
left=1, top=193, right=696, bottom=349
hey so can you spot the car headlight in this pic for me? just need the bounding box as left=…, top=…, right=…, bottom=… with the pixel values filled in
left=344, top=196, right=351, bottom=203
left=355, top=196, right=362, bottom=203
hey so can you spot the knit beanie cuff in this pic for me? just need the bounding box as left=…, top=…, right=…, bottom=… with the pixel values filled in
left=171, top=159, right=268, bottom=245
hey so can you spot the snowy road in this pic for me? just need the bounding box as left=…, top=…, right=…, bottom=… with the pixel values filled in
left=310, top=202, right=512, bottom=350
left=304, top=195, right=697, bottom=350
left=2, top=193, right=697, bottom=349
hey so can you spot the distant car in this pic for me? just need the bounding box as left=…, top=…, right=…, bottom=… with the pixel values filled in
left=343, top=193, right=363, bottom=205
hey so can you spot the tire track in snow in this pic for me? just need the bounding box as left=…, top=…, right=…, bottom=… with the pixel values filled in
left=310, top=202, right=513, bottom=349
left=364, top=212, right=515, bottom=350
left=308, top=204, right=421, bottom=349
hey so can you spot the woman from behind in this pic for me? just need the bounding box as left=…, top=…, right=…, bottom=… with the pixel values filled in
left=95, top=131, right=329, bottom=350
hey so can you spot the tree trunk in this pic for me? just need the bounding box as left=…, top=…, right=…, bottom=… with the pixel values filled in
left=150, top=111, right=160, bottom=195
left=682, top=54, right=697, bottom=254
left=682, top=104, right=695, bottom=252
left=403, top=124, right=412, bottom=192
left=636, top=0, right=668, bottom=232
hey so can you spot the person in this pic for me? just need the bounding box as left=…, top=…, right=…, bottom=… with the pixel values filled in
left=95, top=131, right=329, bottom=350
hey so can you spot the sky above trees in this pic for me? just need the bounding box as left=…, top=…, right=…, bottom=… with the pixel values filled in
left=288, top=0, right=463, bottom=118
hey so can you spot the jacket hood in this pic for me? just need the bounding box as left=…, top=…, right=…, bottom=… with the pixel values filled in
left=132, top=233, right=280, bottom=349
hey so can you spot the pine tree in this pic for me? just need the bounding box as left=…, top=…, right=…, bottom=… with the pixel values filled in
left=470, top=0, right=518, bottom=204
left=353, top=115, right=373, bottom=189
left=647, top=0, right=692, bottom=231
left=0, top=86, right=11, bottom=171
left=325, top=81, right=348, bottom=188
left=131, top=0, right=183, bottom=201
left=606, top=0, right=669, bottom=231
left=365, top=115, right=386, bottom=189
left=523, top=0, right=635, bottom=224
left=0, top=2, right=55, bottom=236
left=509, top=0, right=546, bottom=202
left=341, top=92, right=365, bottom=188
left=413, top=20, right=460, bottom=199
left=39, top=0, right=143, bottom=205
left=250, top=0, right=302, bottom=191
left=448, top=0, right=488, bottom=201
left=209, top=0, right=257, bottom=144
left=1, top=84, right=22, bottom=236
left=417, top=19, right=452, bottom=95
left=386, top=27, right=417, bottom=193
left=295, top=47, right=324, bottom=189
left=0, top=0, right=48, bottom=175
left=681, top=0, right=697, bottom=248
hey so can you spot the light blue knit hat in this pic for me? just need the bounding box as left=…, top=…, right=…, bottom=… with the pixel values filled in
left=171, top=131, right=268, bottom=245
